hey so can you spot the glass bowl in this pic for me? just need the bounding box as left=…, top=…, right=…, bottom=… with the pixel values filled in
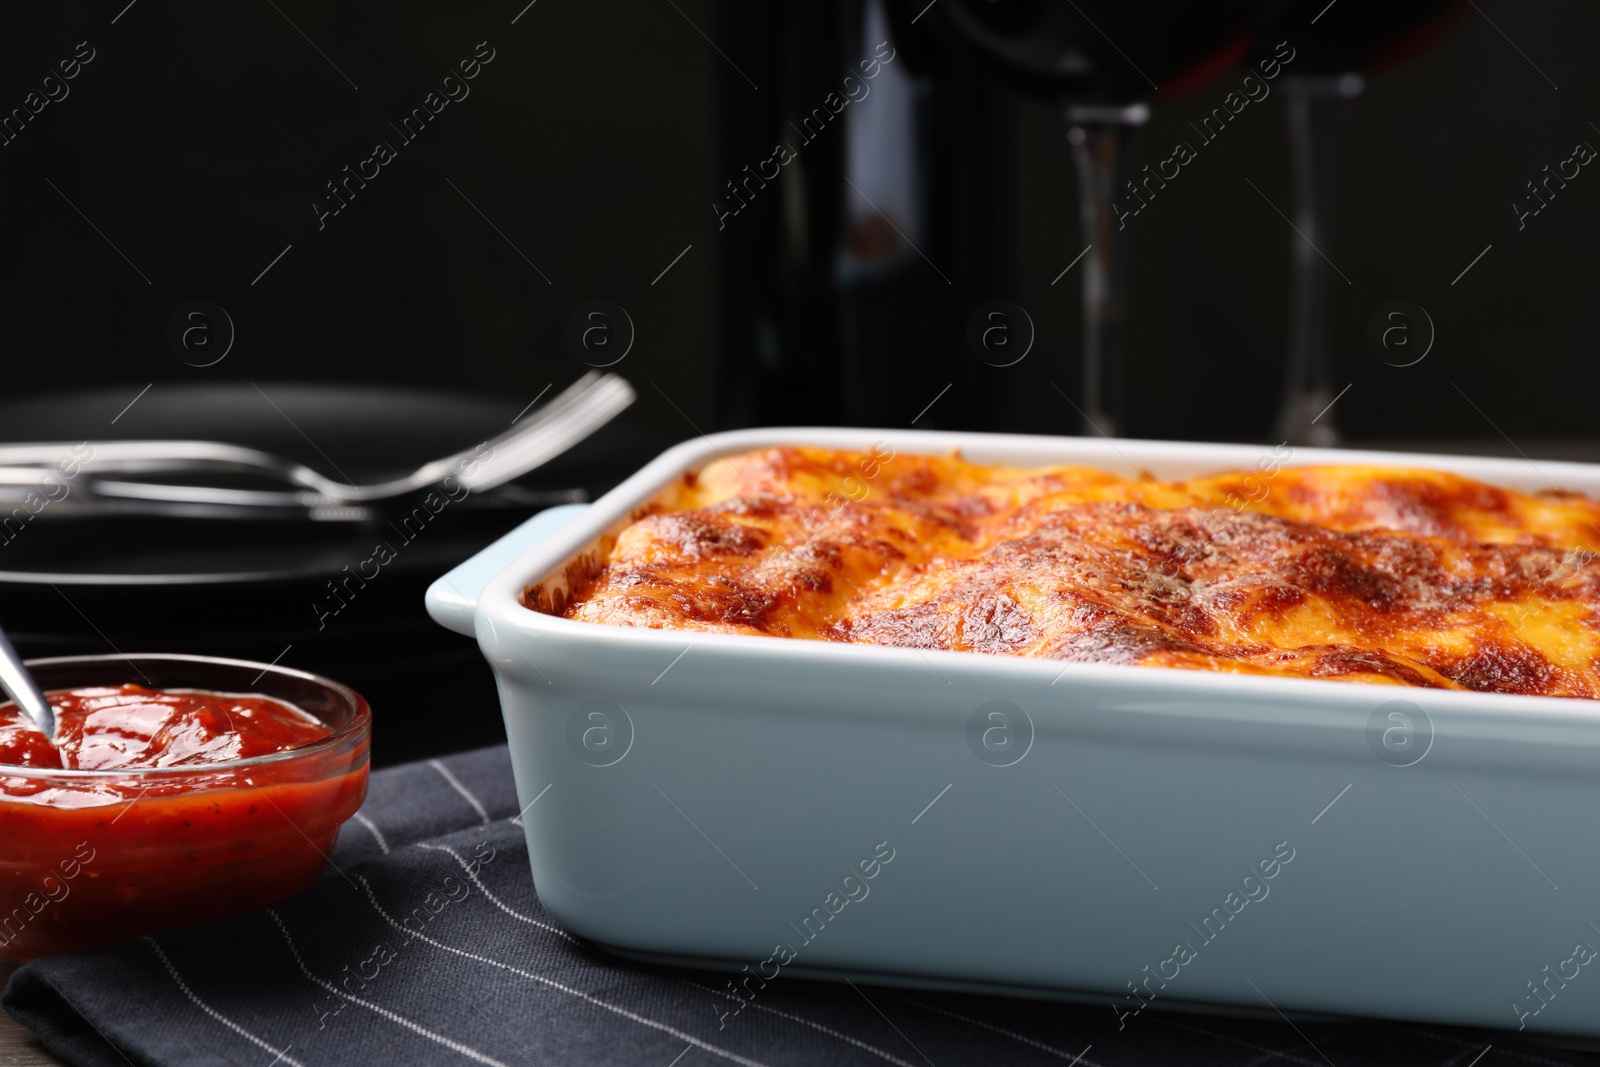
left=0, top=654, right=370, bottom=961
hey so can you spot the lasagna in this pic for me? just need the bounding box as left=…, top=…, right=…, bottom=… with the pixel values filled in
left=530, top=446, right=1600, bottom=698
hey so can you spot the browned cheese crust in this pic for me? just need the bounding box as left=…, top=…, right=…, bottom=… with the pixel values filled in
left=531, top=446, right=1600, bottom=698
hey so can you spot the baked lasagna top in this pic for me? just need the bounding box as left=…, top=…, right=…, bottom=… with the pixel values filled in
left=529, top=445, right=1600, bottom=698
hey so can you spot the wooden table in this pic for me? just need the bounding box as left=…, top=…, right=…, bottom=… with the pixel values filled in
left=0, top=960, right=65, bottom=1067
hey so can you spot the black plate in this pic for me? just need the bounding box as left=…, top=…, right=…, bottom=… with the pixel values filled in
left=0, top=381, right=666, bottom=765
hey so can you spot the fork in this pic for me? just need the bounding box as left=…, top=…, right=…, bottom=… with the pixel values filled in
left=0, top=372, right=633, bottom=519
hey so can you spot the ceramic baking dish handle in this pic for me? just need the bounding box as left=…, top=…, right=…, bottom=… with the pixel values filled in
left=424, top=503, right=590, bottom=636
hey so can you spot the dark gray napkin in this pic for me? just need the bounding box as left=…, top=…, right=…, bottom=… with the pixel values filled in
left=6, top=745, right=1590, bottom=1067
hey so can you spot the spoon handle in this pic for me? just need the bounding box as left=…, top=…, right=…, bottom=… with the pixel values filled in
left=0, top=628, right=55, bottom=742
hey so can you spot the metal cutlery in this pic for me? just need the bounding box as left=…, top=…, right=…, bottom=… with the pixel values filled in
left=0, top=372, right=631, bottom=521
left=0, top=622, right=54, bottom=741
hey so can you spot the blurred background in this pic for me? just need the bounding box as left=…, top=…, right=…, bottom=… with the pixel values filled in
left=1, top=0, right=1595, bottom=759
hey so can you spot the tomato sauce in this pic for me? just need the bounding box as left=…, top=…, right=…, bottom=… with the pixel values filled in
left=0, top=685, right=332, bottom=773
left=0, top=685, right=368, bottom=960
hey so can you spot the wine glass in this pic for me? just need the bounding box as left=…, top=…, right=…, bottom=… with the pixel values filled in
left=909, top=0, right=1270, bottom=436
left=1260, top=0, right=1467, bottom=445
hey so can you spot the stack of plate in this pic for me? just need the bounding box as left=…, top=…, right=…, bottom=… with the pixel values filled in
left=0, top=382, right=665, bottom=765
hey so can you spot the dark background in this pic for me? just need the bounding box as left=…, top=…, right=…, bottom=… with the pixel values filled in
left=4, top=0, right=1598, bottom=767
left=2, top=0, right=1596, bottom=447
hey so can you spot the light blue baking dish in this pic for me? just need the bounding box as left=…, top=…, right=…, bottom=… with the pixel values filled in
left=427, top=428, right=1600, bottom=1038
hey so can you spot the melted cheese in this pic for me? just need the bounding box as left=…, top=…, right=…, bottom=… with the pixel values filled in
left=539, top=447, right=1600, bottom=698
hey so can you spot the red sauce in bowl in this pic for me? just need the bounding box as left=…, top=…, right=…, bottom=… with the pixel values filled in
left=0, top=679, right=368, bottom=961
left=0, top=685, right=332, bottom=772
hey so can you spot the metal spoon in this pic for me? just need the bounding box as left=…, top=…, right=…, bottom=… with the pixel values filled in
left=0, top=624, right=55, bottom=742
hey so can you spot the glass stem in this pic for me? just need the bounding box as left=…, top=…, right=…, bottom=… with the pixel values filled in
left=1067, top=103, right=1147, bottom=439
left=1275, top=72, right=1363, bottom=446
